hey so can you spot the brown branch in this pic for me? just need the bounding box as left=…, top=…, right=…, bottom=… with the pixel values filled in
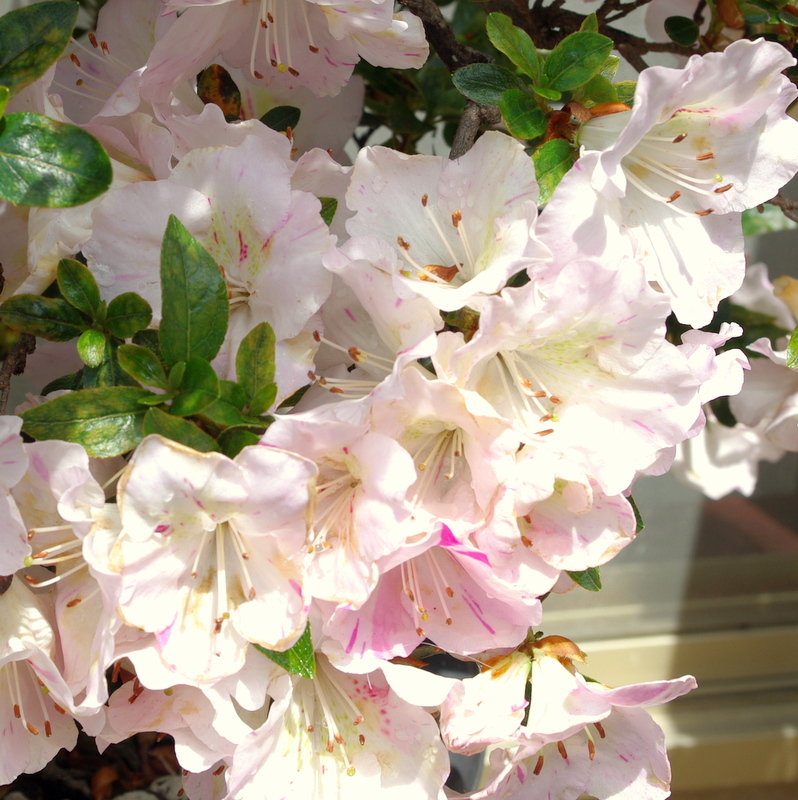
left=400, top=0, right=492, bottom=70
left=767, top=191, right=798, bottom=224
left=450, top=102, right=502, bottom=159
left=0, top=333, right=35, bottom=416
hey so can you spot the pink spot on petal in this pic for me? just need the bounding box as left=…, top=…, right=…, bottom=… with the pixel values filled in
left=344, top=308, right=356, bottom=321
left=288, top=579, right=302, bottom=596
left=346, top=620, right=360, bottom=654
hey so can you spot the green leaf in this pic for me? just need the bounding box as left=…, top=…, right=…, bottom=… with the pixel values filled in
left=663, top=16, right=700, bottom=46
left=542, top=31, right=614, bottom=92
left=318, top=197, right=337, bottom=227
left=77, top=329, right=106, bottom=367
left=158, top=214, right=229, bottom=367
left=567, top=567, right=602, bottom=592
left=236, top=321, right=275, bottom=400
left=779, top=9, right=798, bottom=26
left=20, top=386, right=153, bottom=456
left=105, top=292, right=153, bottom=339
left=142, top=407, right=220, bottom=453
left=580, top=12, right=599, bottom=33
left=171, top=356, right=220, bottom=417
left=629, top=495, right=645, bottom=534
left=486, top=13, right=541, bottom=83
left=260, top=105, right=301, bottom=132
left=0, top=294, right=87, bottom=341
left=0, top=112, right=112, bottom=207
left=0, top=1, right=78, bottom=97
left=168, top=361, right=186, bottom=391
left=218, top=426, right=261, bottom=458
left=57, top=258, right=101, bottom=317
left=532, top=139, right=575, bottom=204
left=81, top=342, right=140, bottom=388
left=248, top=383, right=277, bottom=418
left=531, top=85, right=562, bottom=101
left=614, top=80, right=636, bottom=106
left=219, top=379, right=248, bottom=411
left=254, top=624, right=315, bottom=678
left=574, top=73, right=618, bottom=106
left=787, top=325, right=798, bottom=370
left=117, top=343, right=169, bottom=390
left=41, top=370, right=82, bottom=395
left=498, top=88, right=547, bottom=140
left=451, top=63, right=525, bottom=105
left=0, top=86, right=9, bottom=118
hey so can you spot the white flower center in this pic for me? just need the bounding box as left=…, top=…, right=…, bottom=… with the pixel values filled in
left=579, top=110, right=734, bottom=216
left=250, top=0, right=319, bottom=80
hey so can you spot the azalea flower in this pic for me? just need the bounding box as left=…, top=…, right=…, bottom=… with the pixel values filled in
left=539, top=37, right=798, bottom=326
left=141, top=0, right=428, bottom=99
left=345, top=131, right=549, bottom=313
left=102, top=435, right=317, bottom=683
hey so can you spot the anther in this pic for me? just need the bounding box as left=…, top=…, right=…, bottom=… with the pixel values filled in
left=416, top=626, right=425, bottom=636
left=714, top=183, right=733, bottom=193
left=100, top=41, right=109, bottom=55
left=313, top=330, right=321, bottom=342
left=672, top=133, right=687, bottom=143
left=66, top=598, right=82, bottom=608
left=588, top=739, right=595, bottom=760
left=421, top=194, right=429, bottom=207
left=521, top=535, right=533, bottom=547
left=288, top=67, right=299, bottom=77
left=53, top=703, right=66, bottom=715
left=549, top=396, right=562, bottom=404
left=359, top=734, right=366, bottom=745
left=260, top=18, right=267, bottom=27
left=213, top=764, right=226, bottom=776
left=253, top=70, right=264, bottom=79
left=451, top=210, right=462, bottom=227
left=309, top=45, right=319, bottom=53
left=267, top=12, right=274, bottom=22
left=594, top=721, right=606, bottom=738
left=539, top=414, right=554, bottom=423
left=353, top=715, right=364, bottom=725
left=88, top=32, right=98, bottom=48
left=397, top=237, right=410, bottom=250
left=557, top=741, right=568, bottom=759
left=531, top=390, right=546, bottom=398
left=695, top=151, right=715, bottom=161
left=666, top=190, right=682, bottom=203
left=533, top=755, right=544, bottom=775
left=334, top=733, right=344, bottom=745
left=695, top=209, right=714, bottom=217
left=70, top=53, right=81, bottom=67
left=45, top=721, right=52, bottom=737
left=26, top=722, right=40, bottom=735
left=537, top=429, right=555, bottom=436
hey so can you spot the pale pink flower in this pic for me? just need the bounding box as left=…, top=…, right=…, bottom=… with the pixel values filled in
left=142, top=0, right=428, bottom=99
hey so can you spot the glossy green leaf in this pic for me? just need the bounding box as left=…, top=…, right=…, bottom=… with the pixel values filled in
left=451, top=63, right=524, bottom=105
left=170, top=356, right=219, bottom=417
left=0, top=113, right=112, bottom=207
left=159, top=214, right=228, bottom=367
left=542, top=31, right=614, bottom=92
left=236, top=321, right=275, bottom=400
left=318, top=197, right=337, bottom=227
left=0, top=87, right=9, bottom=118
left=142, top=407, right=220, bottom=453
left=77, top=329, right=106, bottom=367
left=580, top=12, right=599, bottom=33
left=41, top=370, right=82, bottom=395
left=787, top=325, right=798, bottom=370
left=498, top=88, right=547, bottom=140
left=532, top=138, right=574, bottom=204
left=105, top=292, right=153, bottom=339
left=0, top=1, right=78, bottom=97
left=248, top=383, right=277, bottom=418
left=663, top=16, right=700, bottom=46
left=57, top=258, right=101, bottom=317
left=566, top=567, right=602, bottom=592
left=486, top=13, right=541, bottom=83
left=779, top=9, right=798, bottom=25
left=168, top=361, right=186, bottom=391
left=20, top=386, right=153, bottom=456
left=0, top=294, right=87, bottom=341
left=197, top=398, right=250, bottom=429
left=574, top=74, right=618, bottom=106
left=117, top=343, right=169, bottom=390
left=260, top=105, right=301, bottom=132
left=218, top=426, right=262, bottom=458
left=81, top=342, right=140, bottom=388
left=254, top=624, right=315, bottom=678
left=219, top=379, right=248, bottom=411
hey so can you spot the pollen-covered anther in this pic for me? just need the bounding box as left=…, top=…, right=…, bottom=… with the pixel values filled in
left=260, top=18, right=267, bottom=27
left=695, top=208, right=714, bottom=216
left=347, top=347, right=364, bottom=361
left=451, top=210, right=462, bottom=227
left=88, top=32, right=98, bottom=47
left=714, top=183, right=734, bottom=193
left=267, top=12, right=274, bottom=22
left=557, top=741, right=568, bottom=759
left=537, top=428, right=555, bottom=436
left=253, top=70, right=264, bottom=79
left=66, top=597, right=82, bottom=608
left=359, top=734, right=365, bottom=745
left=696, top=151, right=715, bottom=161
left=100, top=41, right=109, bottom=55
left=594, top=721, right=606, bottom=738
left=666, top=190, right=682, bottom=203
left=521, top=534, right=533, bottom=547
left=213, top=764, right=226, bottom=776
left=309, top=45, right=319, bottom=53
left=288, top=67, right=299, bottom=77
left=70, top=53, right=81, bottom=67
left=587, top=737, right=596, bottom=760
left=539, top=413, right=554, bottom=423
left=421, top=194, right=429, bottom=207
left=397, top=236, right=411, bottom=250
left=672, top=133, right=688, bottom=143
left=533, top=755, right=545, bottom=775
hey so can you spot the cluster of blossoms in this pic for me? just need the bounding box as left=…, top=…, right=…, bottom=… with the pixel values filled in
left=1, top=1, right=798, bottom=799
